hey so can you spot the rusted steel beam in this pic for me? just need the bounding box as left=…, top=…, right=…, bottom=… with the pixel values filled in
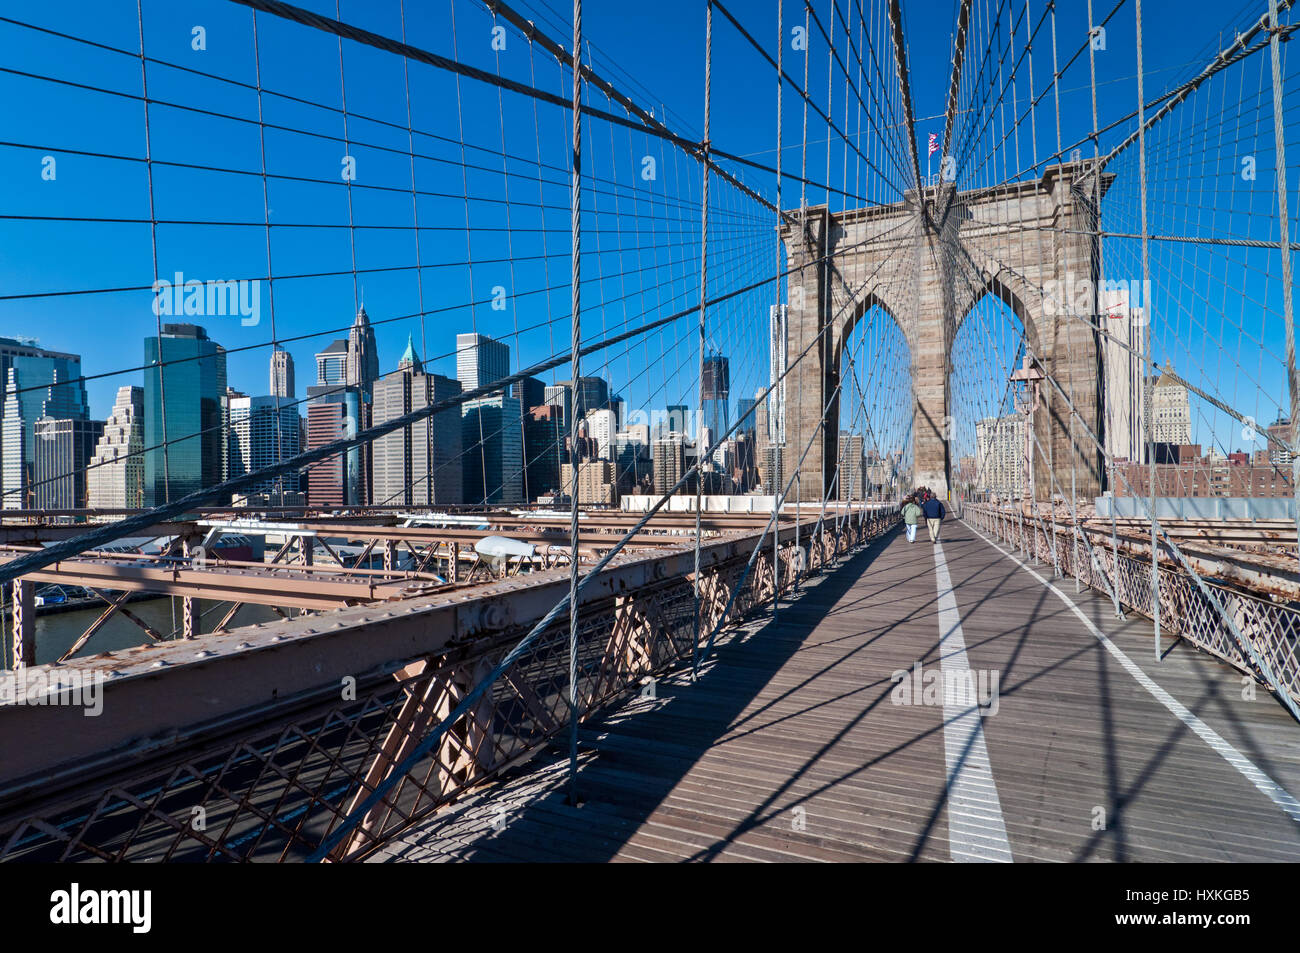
left=1095, top=517, right=1296, bottom=547
left=0, top=522, right=820, bottom=798
left=93, top=590, right=167, bottom=643
left=211, top=600, right=246, bottom=634
left=266, top=522, right=732, bottom=548
left=0, top=553, right=452, bottom=610
left=976, top=506, right=1300, bottom=601
left=58, top=590, right=136, bottom=662
left=1093, top=528, right=1300, bottom=603
left=181, top=536, right=201, bottom=640
left=0, top=522, right=195, bottom=546
left=11, top=579, right=34, bottom=669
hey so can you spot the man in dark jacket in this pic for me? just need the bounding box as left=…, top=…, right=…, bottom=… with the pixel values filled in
left=922, top=495, right=945, bottom=542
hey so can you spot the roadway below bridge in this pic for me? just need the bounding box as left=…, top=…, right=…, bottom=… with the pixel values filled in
left=372, top=519, right=1300, bottom=862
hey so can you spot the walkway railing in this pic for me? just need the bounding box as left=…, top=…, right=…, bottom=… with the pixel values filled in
left=0, top=506, right=897, bottom=863
left=963, top=503, right=1300, bottom=709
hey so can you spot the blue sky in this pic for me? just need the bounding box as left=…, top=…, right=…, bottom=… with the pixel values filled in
left=0, top=0, right=1293, bottom=460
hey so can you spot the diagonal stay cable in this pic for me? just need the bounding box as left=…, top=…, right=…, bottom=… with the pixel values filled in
left=305, top=208, right=911, bottom=862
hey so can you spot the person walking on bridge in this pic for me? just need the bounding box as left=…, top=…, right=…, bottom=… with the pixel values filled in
left=901, top=496, right=922, bottom=543
left=922, top=494, right=945, bottom=542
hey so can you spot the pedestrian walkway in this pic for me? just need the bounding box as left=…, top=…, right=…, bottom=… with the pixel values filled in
left=371, top=519, right=1300, bottom=862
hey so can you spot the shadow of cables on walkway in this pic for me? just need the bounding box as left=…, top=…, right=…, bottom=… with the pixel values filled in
left=396, top=528, right=910, bottom=862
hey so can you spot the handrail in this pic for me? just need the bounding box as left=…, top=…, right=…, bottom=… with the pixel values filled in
left=963, top=503, right=1300, bottom=710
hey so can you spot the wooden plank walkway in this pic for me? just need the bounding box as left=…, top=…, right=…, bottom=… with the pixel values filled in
left=369, top=518, right=1300, bottom=862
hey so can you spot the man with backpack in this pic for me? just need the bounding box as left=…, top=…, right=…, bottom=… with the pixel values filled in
left=922, top=494, right=946, bottom=542
left=901, top=496, right=923, bottom=543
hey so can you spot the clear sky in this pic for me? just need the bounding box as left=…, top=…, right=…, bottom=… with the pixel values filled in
left=0, top=0, right=1293, bottom=462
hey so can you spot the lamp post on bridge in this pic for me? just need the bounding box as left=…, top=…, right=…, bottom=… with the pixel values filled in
left=1011, top=356, right=1045, bottom=530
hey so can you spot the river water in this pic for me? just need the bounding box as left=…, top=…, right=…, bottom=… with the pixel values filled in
left=1, top=597, right=279, bottom=668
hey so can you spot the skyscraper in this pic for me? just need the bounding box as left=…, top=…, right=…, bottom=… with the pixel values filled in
left=573, top=377, right=610, bottom=421
left=560, top=459, right=617, bottom=505
left=226, top=395, right=302, bottom=500
left=305, top=401, right=349, bottom=507
left=653, top=433, right=686, bottom=496
left=143, top=323, right=227, bottom=506
left=307, top=334, right=366, bottom=506
left=737, top=397, right=758, bottom=435
left=768, top=304, right=788, bottom=447
left=456, top=332, right=510, bottom=392
left=545, top=377, right=609, bottom=425
left=735, top=396, right=759, bottom=490
left=346, top=306, right=380, bottom=401
left=458, top=333, right=522, bottom=504
left=270, top=346, right=295, bottom=399
left=655, top=404, right=691, bottom=441
left=584, top=408, right=617, bottom=460
left=315, top=339, right=348, bottom=386
left=1, top=371, right=24, bottom=510
left=524, top=403, right=565, bottom=500
left=0, top=338, right=88, bottom=509
left=462, top=395, right=524, bottom=504
left=512, top=376, right=545, bottom=412
left=1267, top=415, right=1293, bottom=468
left=513, top=376, right=546, bottom=501
left=701, top=353, right=730, bottom=448
left=372, top=336, right=464, bottom=506
left=88, top=385, right=145, bottom=509
left=34, top=417, right=103, bottom=509
left=1150, top=360, right=1192, bottom=446
left=836, top=431, right=866, bottom=500
left=976, top=415, right=1025, bottom=498
left=613, top=429, right=651, bottom=494
left=1100, top=288, right=1144, bottom=462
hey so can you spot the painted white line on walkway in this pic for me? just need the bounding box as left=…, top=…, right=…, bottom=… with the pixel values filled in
left=963, top=519, right=1300, bottom=826
left=932, top=540, right=1014, bottom=862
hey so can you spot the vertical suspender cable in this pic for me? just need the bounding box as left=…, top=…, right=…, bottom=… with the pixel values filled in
left=336, top=0, right=358, bottom=315
left=136, top=0, right=170, bottom=507
left=818, top=0, right=834, bottom=566
left=566, top=0, right=583, bottom=806
left=1266, top=0, right=1300, bottom=563
left=1134, top=0, right=1160, bottom=661
left=693, top=0, right=713, bottom=676
left=400, top=0, right=433, bottom=502
left=773, top=0, right=784, bottom=620
left=795, top=0, right=812, bottom=587
left=252, top=12, right=286, bottom=506
left=1049, top=0, right=1061, bottom=158
left=1087, top=0, right=1120, bottom=614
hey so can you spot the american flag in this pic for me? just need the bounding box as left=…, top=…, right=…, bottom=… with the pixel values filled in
left=928, top=133, right=939, bottom=156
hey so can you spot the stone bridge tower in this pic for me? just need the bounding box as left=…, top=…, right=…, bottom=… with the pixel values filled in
left=778, top=160, right=1109, bottom=503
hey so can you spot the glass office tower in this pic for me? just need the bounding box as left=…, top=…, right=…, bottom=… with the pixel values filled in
left=0, top=337, right=88, bottom=509
left=143, top=323, right=227, bottom=506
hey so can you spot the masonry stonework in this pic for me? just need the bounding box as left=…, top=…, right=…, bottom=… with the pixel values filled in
left=779, top=161, right=1107, bottom=503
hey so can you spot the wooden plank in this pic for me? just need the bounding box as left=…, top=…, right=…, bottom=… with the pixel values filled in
left=370, top=523, right=1300, bottom=863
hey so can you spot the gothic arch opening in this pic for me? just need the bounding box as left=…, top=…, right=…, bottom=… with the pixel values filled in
left=832, top=298, right=913, bottom=500
left=948, top=284, right=1033, bottom=501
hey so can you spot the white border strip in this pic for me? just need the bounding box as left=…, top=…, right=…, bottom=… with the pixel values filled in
left=963, top=518, right=1300, bottom=825
left=933, top=540, right=1014, bottom=862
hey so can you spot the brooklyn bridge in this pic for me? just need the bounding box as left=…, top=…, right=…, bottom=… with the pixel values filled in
left=0, top=0, right=1297, bottom=865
